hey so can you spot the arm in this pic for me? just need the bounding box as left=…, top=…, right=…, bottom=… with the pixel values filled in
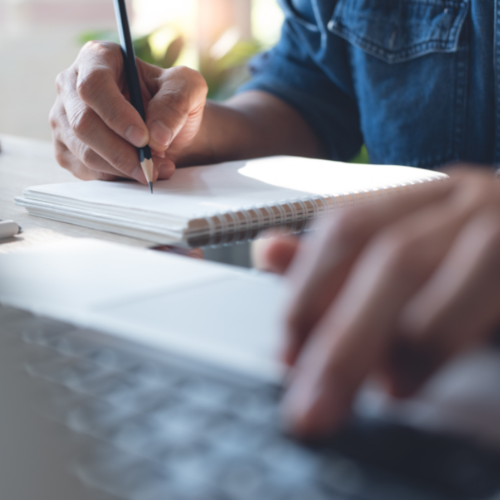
left=187, top=91, right=327, bottom=165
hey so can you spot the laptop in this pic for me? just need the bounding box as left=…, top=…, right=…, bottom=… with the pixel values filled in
left=1, top=239, right=500, bottom=500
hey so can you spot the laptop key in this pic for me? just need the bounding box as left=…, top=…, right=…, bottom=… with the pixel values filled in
left=218, top=459, right=276, bottom=500
left=25, top=356, right=112, bottom=390
left=66, top=398, right=134, bottom=437
left=260, top=438, right=318, bottom=483
left=110, top=418, right=162, bottom=456
left=164, top=445, right=219, bottom=489
left=180, top=377, right=235, bottom=410
left=80, top=365, right=178, bottom=409
left=149, top=405, right=214, bottom=452
left=75, top=445, right=168, bottom=499
left=207, top=418, right=267, bottom=457
left=136, top=481, right=224, bottom=500
left=228, top=388, right=277, bottom=425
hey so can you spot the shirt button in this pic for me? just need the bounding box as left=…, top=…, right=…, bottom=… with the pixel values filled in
left=328, top=19, right=338, bottom=29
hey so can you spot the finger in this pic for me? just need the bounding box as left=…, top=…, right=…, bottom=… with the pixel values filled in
left=251, top=233, right=300, bottom=273
left=56, top=110, right=131, bottom=176
left=62, top=79, right=151, bottom=183
left=154, top=155, right=176, bottom=180
left=54, top=141, right=118, bottom=181
left=283, top=180, right=452, bottom=366
left=54, top=102, right=162, bottom=183
left=52, top=101, right=119, bottom=179
left=282, top=232, right=428, bottom=437
left=144, top=66, right=208, bottom=152
left=74, top=41, right=150, bottom=148
left=389, top=208, right=500, bottom=397
left=56, top=107, right=160, bottom=183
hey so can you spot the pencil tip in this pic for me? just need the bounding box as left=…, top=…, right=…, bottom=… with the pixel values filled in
left=149, top=181, right=153, bottom=194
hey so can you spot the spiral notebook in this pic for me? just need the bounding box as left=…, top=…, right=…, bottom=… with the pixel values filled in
left=15, top=156, right=446, bottom=247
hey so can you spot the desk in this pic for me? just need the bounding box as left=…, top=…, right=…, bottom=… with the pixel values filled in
left=0, top=134, right=252, bottom=266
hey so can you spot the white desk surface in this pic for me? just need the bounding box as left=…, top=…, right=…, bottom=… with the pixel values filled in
left=0, top=134, right=155, bottom=254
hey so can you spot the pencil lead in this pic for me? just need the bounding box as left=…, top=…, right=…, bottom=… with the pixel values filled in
left=149, top=181, right=153, bottom=194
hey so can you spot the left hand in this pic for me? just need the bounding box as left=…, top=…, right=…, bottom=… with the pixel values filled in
left=254, top=167, right=500, bottom=437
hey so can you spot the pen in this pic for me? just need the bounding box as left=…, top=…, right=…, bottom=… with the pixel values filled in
left=113, top=0, right=154, bottom=193
left=0, top=220, right=21, bottom=240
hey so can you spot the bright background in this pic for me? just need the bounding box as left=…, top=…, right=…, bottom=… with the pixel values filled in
left=0, top=0, right=284, bottom=141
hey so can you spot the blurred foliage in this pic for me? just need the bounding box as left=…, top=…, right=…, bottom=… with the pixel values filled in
left=200, top=39, right=262, bottom=100
left=78, top=27, right=261, bottom=100
left=351, top=145, right=370, bottom=164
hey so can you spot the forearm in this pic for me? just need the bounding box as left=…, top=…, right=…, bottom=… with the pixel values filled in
left=178, top=91, right=327, bottom=166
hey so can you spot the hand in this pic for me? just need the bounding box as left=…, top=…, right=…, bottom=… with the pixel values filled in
left=49, top=41, right=209, bottom=183
left=255, top=167, right=500, bottom=437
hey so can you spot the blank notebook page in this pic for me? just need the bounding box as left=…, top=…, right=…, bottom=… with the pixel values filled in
left=21, top=156, right=443, bottom=222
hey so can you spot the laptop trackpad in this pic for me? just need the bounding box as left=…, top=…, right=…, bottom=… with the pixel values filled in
left=94, top=275, right=286, bottom=381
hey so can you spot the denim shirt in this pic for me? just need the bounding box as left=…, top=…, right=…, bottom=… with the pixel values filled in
left=241, top=0, right=497, bottom=169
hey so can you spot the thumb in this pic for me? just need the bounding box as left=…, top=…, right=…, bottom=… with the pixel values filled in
left=252, top=233, right=301, bottom=274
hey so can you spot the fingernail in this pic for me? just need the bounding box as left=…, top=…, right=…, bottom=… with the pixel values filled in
left=125, top=125, right=148, bottom=148
left=152, top=149, right=166, bottom=159
left=158, top=162, right=175, bottom=179
left=132, top=166, right=146, bottom=184
left=150, top=120, right=173, bottom=148
left=282, top=378, right=346, bottom=437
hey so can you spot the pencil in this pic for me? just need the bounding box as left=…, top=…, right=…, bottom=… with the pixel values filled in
left=113, top=0, right=154, bottom=193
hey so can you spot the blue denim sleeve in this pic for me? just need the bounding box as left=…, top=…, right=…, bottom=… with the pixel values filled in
left=238, top=21, right=363, bottom=162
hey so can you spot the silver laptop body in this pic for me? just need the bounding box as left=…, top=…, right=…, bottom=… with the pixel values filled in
left=1, top=240, right=500, bottom=500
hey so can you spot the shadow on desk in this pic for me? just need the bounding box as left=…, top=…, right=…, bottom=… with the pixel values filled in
left=0, top=236, right=24, bottom=246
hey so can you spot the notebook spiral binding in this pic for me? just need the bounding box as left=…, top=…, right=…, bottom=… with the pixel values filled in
left=188, top=194, right=336, bottom=247
left=187, top=177, right=442, bottom=248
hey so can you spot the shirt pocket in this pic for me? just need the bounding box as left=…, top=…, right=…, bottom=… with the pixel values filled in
left=328, top=0, right=469, bottom=64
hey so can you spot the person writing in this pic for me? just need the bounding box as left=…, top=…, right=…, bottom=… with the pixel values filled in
left=49, top=0, right=500, bottom=437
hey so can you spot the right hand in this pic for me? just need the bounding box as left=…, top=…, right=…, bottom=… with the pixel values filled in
left=50, top=41, right=209, bottom=183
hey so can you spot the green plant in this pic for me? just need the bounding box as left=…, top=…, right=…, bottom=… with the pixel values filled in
left=351, top=145, right=370, bottom=164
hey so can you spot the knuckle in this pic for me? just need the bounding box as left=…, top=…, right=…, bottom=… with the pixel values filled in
left=70, top=106, right=95, bottom=140
left=80, top=146, right=96, bottom=166
left=48, top=104, right=59, bottom=130
left=76, top=69, right=107, bottom=102
left=173, top=65, right=197, bottom=81
left=190, top=69, right=208, bottom=94
left=81, top=40, right=120, bottom=58
left=54, top=144, right=69, bottom=169
left=171, top=66, right=208, bottom=97
left=55, top=71, right=66, bottom=94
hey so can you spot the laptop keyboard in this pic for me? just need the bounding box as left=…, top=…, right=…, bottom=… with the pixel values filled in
left=2, top=304, right=500, bottom=500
